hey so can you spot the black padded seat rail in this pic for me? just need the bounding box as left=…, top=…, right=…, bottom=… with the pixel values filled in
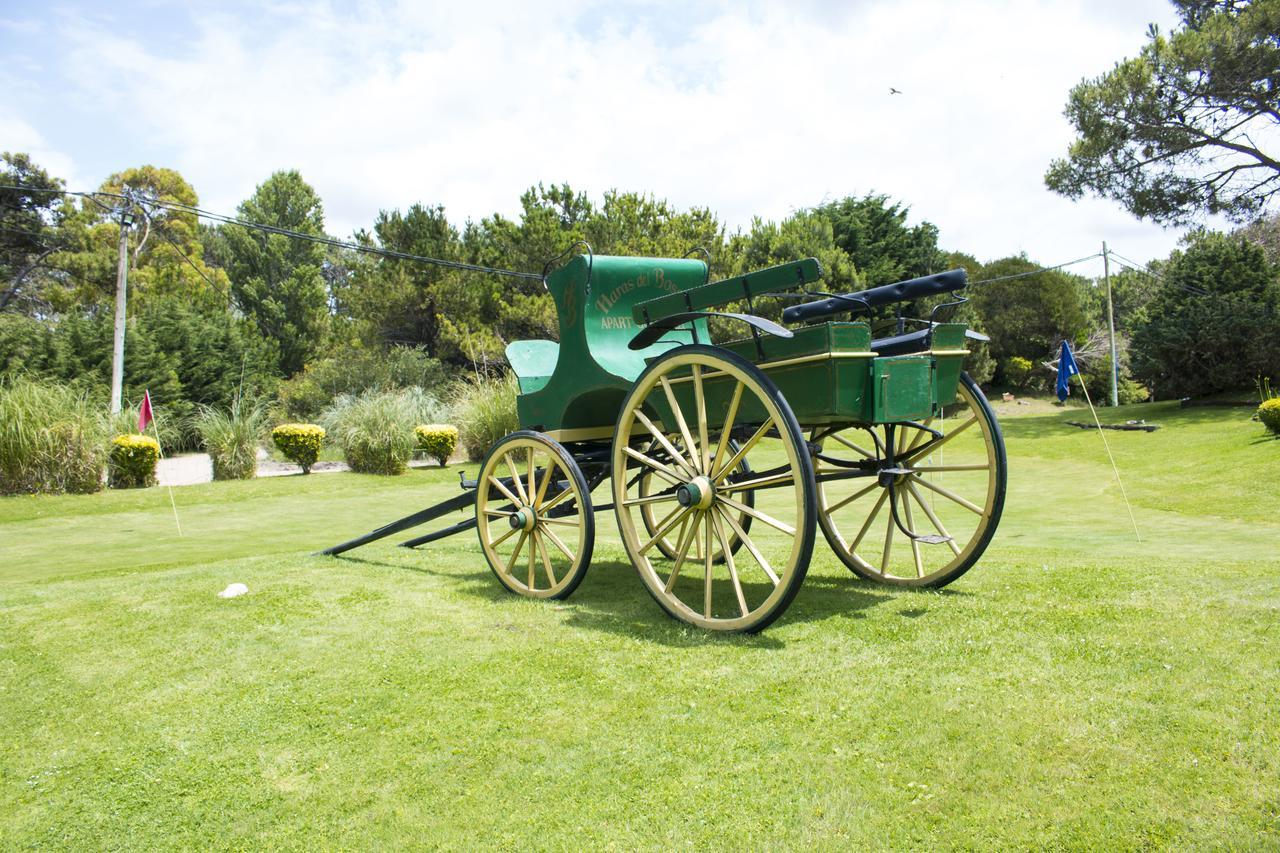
left=782, top=269, right=969, bottom=325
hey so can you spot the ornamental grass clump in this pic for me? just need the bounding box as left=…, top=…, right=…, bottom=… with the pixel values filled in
left=415, top=424, right=459, bottom=466
left=322, top=390, right=418, bottom=475
left=451, top=373, right=519, bottom=461
left=194, top=397, right=268, bottom=481
left=108, top=434, right=160, bottom=488
left=0, top=376, right=107, bottom=495
left=272, top=423, right=325, bottom=473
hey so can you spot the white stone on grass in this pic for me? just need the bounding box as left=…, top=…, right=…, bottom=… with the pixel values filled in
left=217, top=583, right=249, bottom=599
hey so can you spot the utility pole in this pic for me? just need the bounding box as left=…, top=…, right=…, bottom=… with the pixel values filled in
left=109, top=198, right=136, bottom=415
left=1102, top=241, right=1118, bottom=408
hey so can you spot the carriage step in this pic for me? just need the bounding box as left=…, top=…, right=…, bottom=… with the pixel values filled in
left=912, top=534, right=953, bottom=545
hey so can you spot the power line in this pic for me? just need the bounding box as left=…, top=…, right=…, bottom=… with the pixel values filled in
left=968, top=252, right=1102, bottom=286
left=0, top=183, right=545, bottom=283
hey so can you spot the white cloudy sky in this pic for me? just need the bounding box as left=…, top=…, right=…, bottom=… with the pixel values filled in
left=1, top=0, right=1211, bottom=278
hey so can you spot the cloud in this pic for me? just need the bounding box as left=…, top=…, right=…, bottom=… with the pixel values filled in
left=23, top=0, right=1195, bottom=271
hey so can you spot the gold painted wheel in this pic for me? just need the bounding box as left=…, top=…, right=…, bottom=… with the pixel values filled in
left=612, top=345, right=816, bottom=633
left=638, top=442, right=753, bottom=563
left=476, top=431, right=594, bottom=600
left=813, top=372, right=1006, bottom=587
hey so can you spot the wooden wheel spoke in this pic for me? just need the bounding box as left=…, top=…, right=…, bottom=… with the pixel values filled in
left=505, top=453, right=529, bottom=504
left=880, top=492, right=895, bottom=575
left=541, top=524, right=576, bottom=560
left=720, top=472, right=795, bottom=493
left=830, top=431, right=874, bottom=458
left=487, top=475, right=522, bottom=507
left=825, top=480, right=878, bottom=514
left=714, top=418, right=774, bottom=483
left=505, top=530, right=528, bottom=576
left=540, top=516, right=579, bottom=527
left=904, top=415, right=978, bottom=465
left=640, top=506, right=694, bottom=555
left=527, top=450, right=536, bottom=507
left=634, top=410, right=698, bottom=477
left=703, top=513, right=714, bottom=618
left=664, top=511, right=701, bottom=593
left=540, top=484, right=575, bottom=512
left=527, top=530, right=537, bottom=588
left=850, top=489, right=890, bottom=553
left=712, top=510, right=748, bottom=617
left=710, top=381, right=745, bottom=477
left=490, top=525, right=518, bottom=548
left=910, top=474, right=983, bottom=515
left=534, top=460, right=556, bottom=508
left=659, top=375, right=701, bottom=475
left=715, top=505, right=778, bottom=585
left=693, top=365, right=710, bottom=474
left=910, top=463, right=990, bottom=473
left=906, top=480, right=962, bottom=557
left=535, top=531, right=558, bottom=587
left=716, top=493, right=795, bottom=537
left=483, top=508, right=516, bottom=518
left=902, top=419, right=935, bottom=456
left=623, top=446, right=685, bottom=487
left=623, top=491, right=679, bottom=507
left=901, top=488, right=924, bottom=578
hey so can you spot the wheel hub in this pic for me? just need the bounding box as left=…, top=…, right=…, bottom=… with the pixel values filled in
left=508, top=507, right=537, bottom=531
left=676, top=476, right=716, bottom=510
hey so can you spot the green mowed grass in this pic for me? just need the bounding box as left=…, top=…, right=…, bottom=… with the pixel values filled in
left=2, top=401, right=1277, bottom=848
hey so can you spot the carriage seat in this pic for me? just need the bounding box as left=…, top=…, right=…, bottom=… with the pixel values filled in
left=506, top=339, right=560, bottom=394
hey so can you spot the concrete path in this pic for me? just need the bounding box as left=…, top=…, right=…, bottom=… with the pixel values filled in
left=157, top=451, right=444, bottom=486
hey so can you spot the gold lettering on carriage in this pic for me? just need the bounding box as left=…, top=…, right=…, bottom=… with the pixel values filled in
left=593, top=269, right=679, bottom=328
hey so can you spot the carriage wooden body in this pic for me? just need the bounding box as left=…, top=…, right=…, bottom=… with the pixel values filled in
left=326, top=252, right=1007, bottom=633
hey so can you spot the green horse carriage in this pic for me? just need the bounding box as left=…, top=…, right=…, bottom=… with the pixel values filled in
left=325, top=251, right=1006, bottom=632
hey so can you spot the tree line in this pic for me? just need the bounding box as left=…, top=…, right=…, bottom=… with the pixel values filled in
left=1, top=151, right=1278, bottom=434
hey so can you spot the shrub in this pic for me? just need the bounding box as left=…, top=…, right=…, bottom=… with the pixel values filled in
left=416, top=424, right=459, bottom=466
left=107, top=400, right=182, bottom=450
left=0, top=376, right=107, bottom=495
left=321, top=390, right=418, bottom=475
left=451, top=373, right=520, bottom=461
left=277, top=345, right=450, bottom=420
left=1259, top=398, right=1280, bottom=435
left=272, top=423, right=325, bottom=473
left=1003, top=356, right=1034, bottom=389
left=108, top=434, right=160, bottom=488
left=194, top=396, right=268, bottom=480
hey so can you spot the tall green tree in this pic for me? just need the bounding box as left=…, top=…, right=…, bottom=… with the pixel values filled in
left=1131, top=230, right=1280, bottom=395
left=814, top=193, right=946, bottom=284
left=216, top=170, right=329, bottom=376
left=967, top=256, right=1091, bottom=381
left=1046, top=0, right=1280, bottom=224
left=1, top=152, right=66, bottom=313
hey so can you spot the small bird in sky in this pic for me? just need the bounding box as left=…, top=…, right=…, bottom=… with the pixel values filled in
left=889, top=87, right=902, bottom=95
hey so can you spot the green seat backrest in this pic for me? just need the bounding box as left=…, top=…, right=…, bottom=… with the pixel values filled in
left=506, top=340, right=559, bottom=393
left=515, top=255, right=709, bottom=437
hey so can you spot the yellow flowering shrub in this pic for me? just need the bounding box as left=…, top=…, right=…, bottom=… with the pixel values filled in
left=1259, top=398, right=1280, bottom=435
left=108, top=433, right=160, bottom=489
left=415, top=424, right=459, bottom=467
left=272, top=423, right=325, bottom=474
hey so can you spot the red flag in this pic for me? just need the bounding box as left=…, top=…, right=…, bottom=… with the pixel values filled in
left=137, top=390, right=153, bottom=433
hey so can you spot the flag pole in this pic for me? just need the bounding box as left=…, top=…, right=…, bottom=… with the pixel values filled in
left=142, top=395, right=183, bottom=537
left=1073, top=375, right=1141, bottom=542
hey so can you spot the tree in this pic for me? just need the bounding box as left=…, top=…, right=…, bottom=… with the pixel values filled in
left=814, top=193, right=947, bottom=284
left=1130, top=230, right=1280, bottom=395
left=966, top=256, right=1090, bottom=383
left=216, top=170, right=329, bottom=376
left=1046, top=0, right=1280, bottom=224
left=0, top=152, right=66, bottom=313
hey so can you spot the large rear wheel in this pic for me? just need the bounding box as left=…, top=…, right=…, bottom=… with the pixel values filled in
left=612, top=346, right=816, bottom=632
left=813, top=372, right=1005, bottom=587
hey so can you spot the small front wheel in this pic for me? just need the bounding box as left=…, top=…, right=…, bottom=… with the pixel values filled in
left=476, top=431, right=594, bottom=600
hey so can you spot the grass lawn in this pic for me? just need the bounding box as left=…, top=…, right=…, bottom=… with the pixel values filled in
left=2, top=399, right=1277, bottom=848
